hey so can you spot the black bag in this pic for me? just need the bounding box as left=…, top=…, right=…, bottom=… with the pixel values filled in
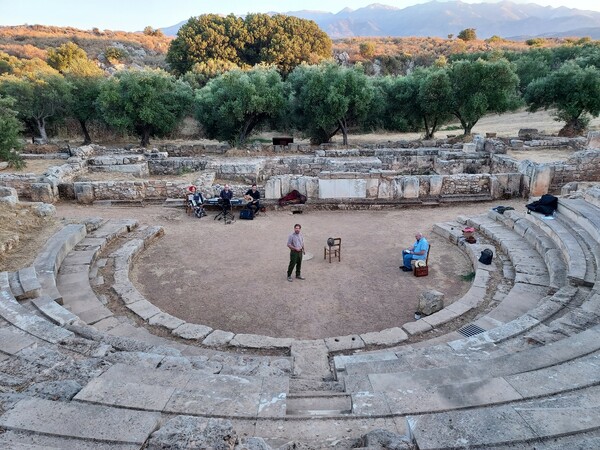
left=479, top=249, right=493, bottom=265
left=239, top=209, right=254, bottom=220
left=526, top=194, right=558, bottom=216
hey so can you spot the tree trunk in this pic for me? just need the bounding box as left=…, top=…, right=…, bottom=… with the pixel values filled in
left=79, top=119, right=92, bottom=145
left=140, top=127, right=151, bottom=147
left=35, top=118, right=48, bottom=144
left=339, top=119, right=348, bottom=146
left=559, top=117, right=586, bottom=137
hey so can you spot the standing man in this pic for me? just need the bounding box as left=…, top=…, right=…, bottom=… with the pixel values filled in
left=287, top=224, right=305, bottom=282
left=401, top=232, right=429, bottom=272
left=244, top=183, right=261, bottom=215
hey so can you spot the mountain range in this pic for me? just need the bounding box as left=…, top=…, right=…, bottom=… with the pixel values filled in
left=161, top=1, right=600, bottom=40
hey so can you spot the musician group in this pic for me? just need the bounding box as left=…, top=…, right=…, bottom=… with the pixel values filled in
left=186, top=183, right=261, bottom=218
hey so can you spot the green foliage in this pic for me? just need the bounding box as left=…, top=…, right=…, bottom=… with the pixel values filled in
left=0, top=51, right=59, bottom=77
left=195, top=66, right=287, bottom=146
left=447, top=58, right=520, bottom=135
left=166, top=13, right=331, bottom=75
left=359, top=41, right=376, bottom=58
left=0, top=95, right=25, bottom=169
left=97, top=69, right=193, bottom=146
left=181, top=59, right=241, bottom=89
left=66, top=74, right=104, bottom=144
left=288, top=63, right=374, bottom=145
left=104, top=47, right=128, bottom=65
left=47, top=42, right=102, bottom=76
left=457, top=28, right=477, bottom=42
left=0, top=72, right=72, bottom=142
left=525, top=61, right=600, bottom=136
left=143, top=26, right=164, bottom=38
left=526, top=38, right=546, bottom=47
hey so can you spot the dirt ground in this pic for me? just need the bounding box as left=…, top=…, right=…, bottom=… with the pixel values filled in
left=43, top=199, right=523, bottom=340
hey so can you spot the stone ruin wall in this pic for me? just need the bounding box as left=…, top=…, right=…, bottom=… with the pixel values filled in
left=6, top=132, right=600, bottom=204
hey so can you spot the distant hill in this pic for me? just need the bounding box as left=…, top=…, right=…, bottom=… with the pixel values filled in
left=161, top=1, right=600, bottom=39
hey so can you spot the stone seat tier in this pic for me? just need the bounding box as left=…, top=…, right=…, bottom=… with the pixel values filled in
left=519, top=209, right=593, bottom=286
left=408, top=383, right=600, bottom=450
left=7, top=267, right=41, bottom=300
left=467, top=214, right=565, bottom=291
left=57, top=219, right=139, bottom=325
left=73, top=362, right=288, bottom=418
left=32, top=223, right=88, bottom=304
left=342, top=324, right=600, bottom=394
left=335, top=216, right=579, bottom=382
left=0, top=430, right=140, bottom=450
left=0, top=397, right=160, bottom=446
left=558, top=197, right=600, bottom=244
left=0, top=275, right=73, bottom=344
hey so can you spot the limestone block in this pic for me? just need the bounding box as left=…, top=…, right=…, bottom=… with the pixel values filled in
left=366, top=178, right=379, bottom=198
left=429, top=175, right=443, bottom=196
left=418, top=290, right=444, bottom=316
left=31, top=183, right=55, bottom=203
left=264, top=177, right=281, bottom=199
left=74, top=183, right=94, bottom=204
left=510, top=139, right=524, bottom=148
left=463, top=143, right=476, bottom=153
left=530, top=164, right=554, bottom=197
left=473, top=135, right=485, bottom=152
left=318, top=178, right=366, bottom=199
left=392, top=177, right=403, bottom=198
left=378, top=178, right=392, bottom=199
left=32, top=203, right=56, bottom=217
left=305, top=177, right=319, bottom=199
left=586, top=130, right=600, bottom=149
left=0, top=186, right=18, bottom=198
left=402, top=177, right=420, bottom=199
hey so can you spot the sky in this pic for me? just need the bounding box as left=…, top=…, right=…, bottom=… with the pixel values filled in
left=1, top=0, right=599, bottom=32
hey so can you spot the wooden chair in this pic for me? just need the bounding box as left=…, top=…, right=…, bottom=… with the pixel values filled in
left=324, top=237, right=341, bottom=263
left=412, top=244, right=431, bottom=276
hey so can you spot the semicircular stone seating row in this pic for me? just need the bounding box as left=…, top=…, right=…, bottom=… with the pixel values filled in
left=2, top=196, right=600, bottom=448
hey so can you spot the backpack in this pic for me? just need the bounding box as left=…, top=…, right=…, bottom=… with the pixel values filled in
left=526, top=194, right=558, bottom=216
left=479, top=249, right=493, bottom=265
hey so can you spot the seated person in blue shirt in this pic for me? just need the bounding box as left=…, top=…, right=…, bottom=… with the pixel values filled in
left=401, top=232, right=429, bottom=272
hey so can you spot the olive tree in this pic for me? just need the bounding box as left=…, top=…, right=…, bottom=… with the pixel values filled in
left=195, top=66, right=288, bottom=146
left=525, top=61, right=600, bottom=136
left=97, top=69, right=193, bottom=147
left=0, top=73, right=72, bottom=143
left=288, top=63, right=374, bottom=145
left=447, top=59, right=520, bottom=135
left=0, top=95, right=24, bottom=168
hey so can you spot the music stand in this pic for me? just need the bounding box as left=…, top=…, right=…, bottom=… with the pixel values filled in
left=214, top=198, right=234, bottom=224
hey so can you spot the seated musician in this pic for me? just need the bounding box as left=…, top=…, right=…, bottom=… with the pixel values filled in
left=220, top=184, right=233, bottom=210
left=244, top=183, right=261, bottom=215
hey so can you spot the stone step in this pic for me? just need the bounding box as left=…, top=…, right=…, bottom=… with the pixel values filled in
left=558, top=197, right=600, bottom=243
left=0, top=430, right=140, bottom=450
left=408, top=384, right=600, bottom=450
left=0, top=397, right=160, bottom=445
left=0, top=284, right=73, bottom=344
left=343, top=325, right=600, bottom=392
left=521, top=209, right=592, bottom=286
left=33, top=223, right=87, bottom=305
left=286, top=393, right=352, bottom=416
left=30, top=295, right=79, bottom=326
left=73, top=363, right=288, bottom=418
left=488, top=209, right=568, bottom=290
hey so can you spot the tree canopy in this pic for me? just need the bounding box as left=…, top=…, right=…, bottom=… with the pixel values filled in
left=0, top=95, right=24, bottom=168
left=447, top=59, right=520, bottom=135
left=288, top=63, right=374, bottom=145
left=195, top=66, right=288, bottom=146
left=0, top=73, right=72, bottom=143
left=525, top=61, right=600, bottom=136
left=47, top=42, right=102, bottom=76
left=166, top=13, right=331, bottom=75
left=97, top=69, right=193, bottom=147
